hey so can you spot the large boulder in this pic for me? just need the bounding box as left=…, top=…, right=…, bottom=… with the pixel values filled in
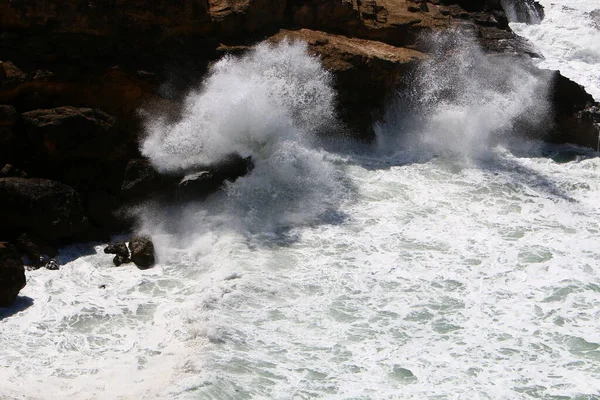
left=0, top=177, right=89, bottom=242
left=0, top=242, right=26, bottom=307
left=545, top=72, right=600, bottom=149
left=120, top=159, right=171, bottom=200
left=129, top=236, right=155, bottom=269
left=20, top=106, right=116, bottom=160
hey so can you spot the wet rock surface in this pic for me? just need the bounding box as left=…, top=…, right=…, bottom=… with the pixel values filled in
left=128, top=236, right=155, bottom=269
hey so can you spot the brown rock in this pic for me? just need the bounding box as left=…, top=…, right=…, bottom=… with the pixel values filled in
left=21, top=106, right=116, bottom=160
left=271, top=29, right=425, bottom=139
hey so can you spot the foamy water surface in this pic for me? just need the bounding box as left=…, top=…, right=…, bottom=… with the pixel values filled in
left=1, top=24, right=600, bottom=400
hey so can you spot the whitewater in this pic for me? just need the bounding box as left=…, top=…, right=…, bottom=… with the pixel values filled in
left=2, top=4, right=600, bottom=400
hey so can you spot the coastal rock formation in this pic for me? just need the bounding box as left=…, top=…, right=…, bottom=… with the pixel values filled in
left=0, top=0, right=598, bottom=246
left=129, top=236, right=155, bottom=269
left=21, top=107, right=117, bottom=161
left=0, top=242, right=26, bottom=307
left=0, top=177, right=89, bottom=242
left=271, top=29, right=425, bottom=139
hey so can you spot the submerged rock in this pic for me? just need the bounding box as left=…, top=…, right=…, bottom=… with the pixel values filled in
left=128, top=236, right=155, bottom=269
left=0, top=242, right=26, bottom=307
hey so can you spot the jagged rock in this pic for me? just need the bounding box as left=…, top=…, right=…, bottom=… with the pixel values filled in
left=128, top=236, right=155, bottom=269
left=177, top=154, right=254, bottom=199
left=120, top=159, right=169, bottom=200
left=20, top=107, right=116, bottom=161
left=112, top=254, right=130, bottom=267
left=122, top=155, right=253, bottom=201
left=37, top=254, right=60, bottom=270
left=0, top=242, right=26, bottom=307
left=104, top=242, right=129, bottom=258
left=105, top=242, right=131, bottom=266
left=546, top=72, right=600, bottom=149
left=0, top=177, right=89, bottom=242
left=0, top=61, right=27, bottom=90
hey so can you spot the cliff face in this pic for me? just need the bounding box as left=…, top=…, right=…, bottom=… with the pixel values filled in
left=0, top=0, right=598, bottom=246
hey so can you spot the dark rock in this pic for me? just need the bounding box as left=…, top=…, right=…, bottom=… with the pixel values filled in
left=128, top=236, right=155, bottom=269
left=43, top=258, right=60, bottom=270
left=120, top=159, right=170, bottom=200
left=545, top=72, right=600, bottom=148
left=122, top=155, right=253, bottom=202
left=20, top=107, right=117, bottom=161
left=177, top=154, right=254, bottom=199
left=0, top=242, right=26, bottom=307
left=113, top=254, right=130, bottom=267
left=16, top=233, right=58, bottom=268
left=0, top=164, right=27, bottom=178
left=0, top=177, right=89, bottom=242
left=104, top=242, right=129, bottom=258
left=85, top=190, right=127, bottom=233
left=0, top=61, right=27, bottom=90
left=0, top=105, right=17, bottom=126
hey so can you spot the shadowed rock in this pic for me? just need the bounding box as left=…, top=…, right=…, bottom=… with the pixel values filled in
left=0, top=177, right=89, bottom=242
left=0, top=242, right=26, bottom=307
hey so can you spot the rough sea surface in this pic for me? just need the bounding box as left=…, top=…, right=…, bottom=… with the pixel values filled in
left=1, top=7, right=600, bottom=400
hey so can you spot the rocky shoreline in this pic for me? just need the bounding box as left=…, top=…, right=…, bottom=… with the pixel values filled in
left=1, top=0, right=599, bottom=306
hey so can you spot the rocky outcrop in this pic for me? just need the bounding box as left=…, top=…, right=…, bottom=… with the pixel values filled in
left=104, top=241, right=131, bottom=266
left=0, top=242, right=26, bottom=307
left=546, top=72, right=600, bottom=149
left=103, top=236, right=155, bottom=268
left=121, top=154, right=254, bottom=201
left=129, top=236, right=155, bottom=269
left=0, top=0, right=597, bottom=257
left=20, top=107, right=117, bottom=161
left=0, top=177, right=89, bottom=242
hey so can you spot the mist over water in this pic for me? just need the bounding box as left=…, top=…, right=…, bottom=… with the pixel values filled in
left=138, top=41, right=349, bottom=246
left=376, top=32, right=551, bottom=162
left=2, top=30, right=600, bottom=400
left=511, top=0, right=600, bottom=101
left=141, top=41, right=337, bottom=171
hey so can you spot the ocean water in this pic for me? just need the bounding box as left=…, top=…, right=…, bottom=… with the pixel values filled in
left=1, top=16, right=600, bottom=400
left=511, top=0, right=600, bottom=101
